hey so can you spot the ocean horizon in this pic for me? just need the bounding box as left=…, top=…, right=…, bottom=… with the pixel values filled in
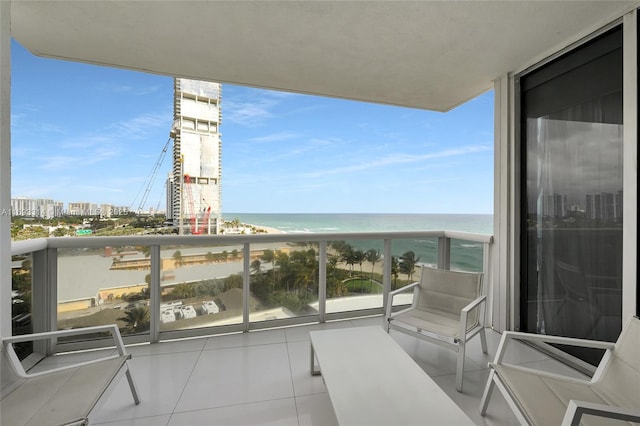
left=222, top=213, right=493, bottom=235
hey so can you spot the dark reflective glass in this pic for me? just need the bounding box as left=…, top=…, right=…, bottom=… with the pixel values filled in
left=521, top=27, right=623, bottom=364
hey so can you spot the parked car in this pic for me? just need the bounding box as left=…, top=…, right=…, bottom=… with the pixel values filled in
left=160, top=309, right=176, bottom=323
left=202, top=301, right=219, bottom=315
left=180, top=305, right=197, bottom=319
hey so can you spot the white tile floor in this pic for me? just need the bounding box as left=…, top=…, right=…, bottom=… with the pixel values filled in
left=37, top=316, right=585, bottom=425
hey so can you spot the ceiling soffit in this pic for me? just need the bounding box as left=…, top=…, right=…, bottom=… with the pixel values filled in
left=10, top=1, right=639, bottom=111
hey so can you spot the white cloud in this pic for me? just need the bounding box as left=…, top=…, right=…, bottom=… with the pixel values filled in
left=110, top=112, right=167, bottom=139
left=224, top=98, right=278, bottom=127
left=300, top=145, right=492, bottom=178
left=248, top=132, right=301, bottom=143
left=96, top=84, right=162, bottom=96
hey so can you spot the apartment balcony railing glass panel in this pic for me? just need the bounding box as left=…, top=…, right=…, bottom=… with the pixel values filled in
left=450, top=238, right=485, bottom=273
left=249, top=241, right=320, bottom=324
left=57, top=246, right=151, bottom=337
left=323, top=239, right=385, bottom=314
left=10, top=231, right=492, bottom=351
left=11, top=253, right=33, bottom=359
left=386, top=238, right=438, bottom=307
left=158, top=243, right=246, bottom=331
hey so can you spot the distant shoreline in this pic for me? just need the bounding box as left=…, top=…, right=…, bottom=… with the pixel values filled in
left=221, top=222, right=285, bottom=235
left=257, top=225, right=284, bottom=234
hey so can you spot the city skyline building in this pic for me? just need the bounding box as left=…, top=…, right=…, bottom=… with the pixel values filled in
left=169, top=78, right=222, bottom=235
left=585, top=190, right=623, bottom=222
left=10, top=197, right=133, bottom=219
left=10, top=197, right=63, bottom=219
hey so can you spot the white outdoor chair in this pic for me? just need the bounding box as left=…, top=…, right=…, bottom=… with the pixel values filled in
left=1, top=325, right=140, bottom=426
left=385, top=266, right=487, bottom=392
left=480, top=315, right=640, bottom=425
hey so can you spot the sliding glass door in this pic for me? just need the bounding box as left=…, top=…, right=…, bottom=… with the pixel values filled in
left=520, top=26, right=623, bottom=363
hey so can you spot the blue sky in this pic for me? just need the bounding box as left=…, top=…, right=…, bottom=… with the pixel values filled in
left=11, top=40, right=494, bottom=214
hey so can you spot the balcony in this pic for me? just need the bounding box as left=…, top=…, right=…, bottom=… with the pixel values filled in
left=26, top=317, right=588, bottom=426
left=8, top=229, right=592, bottom=425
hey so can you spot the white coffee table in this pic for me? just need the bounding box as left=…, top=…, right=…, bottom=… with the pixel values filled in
left=310, top=326, right=474, bottom=426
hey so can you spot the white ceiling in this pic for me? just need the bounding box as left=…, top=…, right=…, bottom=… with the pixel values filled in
left=10, top=1, right=640, bottom=111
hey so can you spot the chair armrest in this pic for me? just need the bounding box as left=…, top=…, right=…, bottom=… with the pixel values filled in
left=492, top=331, right=615, bottom=365
left=458, top=295, right=486, bottom=340
left=562, top=400, right=640, bottom=425
left=388, top=281, right=419, bottom=298
left=385, top=281, right=419, bottom=319
left=2, top=325, right=129, bottom=378
left=462, top=295, right=486, bottom=314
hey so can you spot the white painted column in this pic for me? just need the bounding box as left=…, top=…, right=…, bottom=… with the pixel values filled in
left=623, top=10, right=638, bottom=321
left=0, top=0, right=11, bottom=338
left=492, top=74, right=516, bottom=333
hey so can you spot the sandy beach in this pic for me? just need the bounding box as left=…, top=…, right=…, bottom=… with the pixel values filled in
left=257, top=225, right=284, bottom=234
left=221, top=222, right=284, bottom=235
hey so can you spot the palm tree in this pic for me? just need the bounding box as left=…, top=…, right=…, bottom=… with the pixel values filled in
left=170, top=283, right=196, bottom=299
left=399, top=251, right=420, bottom=281
left=391, top=256, right=400, bottom=289
left=251, top=259, right=262, bottom=274
left=118, top=307, right=150, bottom=334
left=339, top=245, right=356, bottom=276
left=365, top=249, right=381, bottom=291
left=172, top=250, right=184, bottom=267
left=353, top=249, right=366, bottom=278
left=261, top=249, right=276, bottom=290
left=275, top=251, right=291, bottom=291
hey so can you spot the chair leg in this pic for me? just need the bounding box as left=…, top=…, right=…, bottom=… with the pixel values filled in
left=456, top=341, right=465, bottom=392
left=479, top=327, right=488, bottom=354
left=479, top=369, right=496, bottom=416
left=125, top=366, right=141, bottom=405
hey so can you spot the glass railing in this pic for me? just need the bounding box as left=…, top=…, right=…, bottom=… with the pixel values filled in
left=323, top=239, right=385, bottom=314
left=57, top=245, right=151, bottom=337
left=11, top=252, right=33, bottom=359
left=157, top=243, right=245, bottom=331
left=10, top=230, right=493, bottom=350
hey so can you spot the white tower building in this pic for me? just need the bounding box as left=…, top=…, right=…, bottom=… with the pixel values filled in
left=171, top=78, right=222, bottom=234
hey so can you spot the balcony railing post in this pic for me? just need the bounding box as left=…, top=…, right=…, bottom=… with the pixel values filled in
left=149, top=245, right=161, bottom=343
left=437, top=236, right=451, bottom=270
left=382, top=239, right=392, bottom=310
left=319, top=241, right=327, bottom=323
left=482, top=241, right=491, bottom=328
left=243, top=243, right=250, bottom=332
left=31, top=247, right=57, bottom=355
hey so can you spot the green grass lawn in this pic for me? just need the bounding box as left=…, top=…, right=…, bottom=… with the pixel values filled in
left=344, top=278, right=383, bottom=294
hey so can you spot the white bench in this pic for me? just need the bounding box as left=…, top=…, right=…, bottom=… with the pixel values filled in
left=1, top=325, right=140, bottom=426
left=480, top=316, right=640, bottom=425
left=310, top=326, right=473, bottom=426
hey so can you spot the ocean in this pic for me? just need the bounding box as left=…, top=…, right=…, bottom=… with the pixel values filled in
left=223, top=213, right=493, bottom=272
left=223, top=213, right=493, bottom=234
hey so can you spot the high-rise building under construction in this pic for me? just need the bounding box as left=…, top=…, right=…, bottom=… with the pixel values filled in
left=167, top=78, right=222, bottom=234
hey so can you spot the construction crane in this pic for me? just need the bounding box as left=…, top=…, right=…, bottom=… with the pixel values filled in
left=183, top=175, right=212, bottom=234
left=183, top=174, right=197, bottom=233
left=130, top=137, right=171, bottom=214
left=197, top=206, right=211, bottom=234
left=154, top=180, right=167, bottom=213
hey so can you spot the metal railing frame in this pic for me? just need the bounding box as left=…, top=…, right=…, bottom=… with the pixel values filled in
left=10, top=231, right=493, bottom=352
